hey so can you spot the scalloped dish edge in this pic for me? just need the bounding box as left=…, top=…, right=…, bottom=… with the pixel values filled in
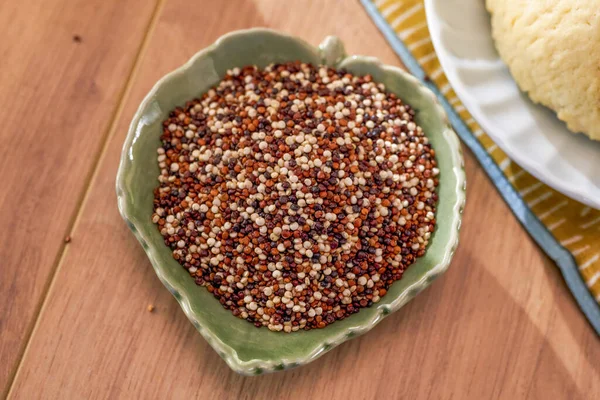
left=116, top=28, right=466, bottom=375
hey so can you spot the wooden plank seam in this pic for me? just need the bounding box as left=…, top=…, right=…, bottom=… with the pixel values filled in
left=4, top=0, right=167, bottom=396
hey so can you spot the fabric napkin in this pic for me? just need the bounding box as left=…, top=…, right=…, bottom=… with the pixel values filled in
left=361, top=0, right=600, bottom=335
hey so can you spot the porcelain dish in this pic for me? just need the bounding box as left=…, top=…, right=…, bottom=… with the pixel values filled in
left=425, top=0, right=600, bottom=209
left=116, top=28, right=466, bottom=374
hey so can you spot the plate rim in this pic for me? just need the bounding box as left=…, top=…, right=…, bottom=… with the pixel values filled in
left=424, top=0, right=600, bottom=209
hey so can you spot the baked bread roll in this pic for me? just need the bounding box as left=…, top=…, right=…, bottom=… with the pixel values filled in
left=486, top=0, right=600, bottom=141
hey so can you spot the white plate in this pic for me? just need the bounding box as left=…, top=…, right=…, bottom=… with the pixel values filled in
left=425, top=0, right=600, bottom=209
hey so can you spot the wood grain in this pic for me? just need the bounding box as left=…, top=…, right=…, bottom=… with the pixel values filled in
left=0, top=0, right=159, bottom=394
left=8, top=0, right=600, bottom=399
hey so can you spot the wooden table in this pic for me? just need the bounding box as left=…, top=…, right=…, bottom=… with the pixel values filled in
left=2, top=0, right=598, bottom=398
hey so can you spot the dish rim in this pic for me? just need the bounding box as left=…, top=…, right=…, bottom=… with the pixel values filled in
left=115, top=28, right=466, bottom=374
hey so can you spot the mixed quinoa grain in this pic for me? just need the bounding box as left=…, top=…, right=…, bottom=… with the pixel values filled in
left=152, top=61, right=439, bottom=332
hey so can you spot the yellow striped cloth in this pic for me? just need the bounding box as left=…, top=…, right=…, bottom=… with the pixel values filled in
left=370, top=0, right=600, bottom=303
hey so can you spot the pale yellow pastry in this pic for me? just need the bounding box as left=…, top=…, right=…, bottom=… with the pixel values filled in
left=486, top=0, right=600, bottom=140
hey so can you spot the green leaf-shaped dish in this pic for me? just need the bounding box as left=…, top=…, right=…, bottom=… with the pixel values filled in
left=116, top=28, right=466, bottom=375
